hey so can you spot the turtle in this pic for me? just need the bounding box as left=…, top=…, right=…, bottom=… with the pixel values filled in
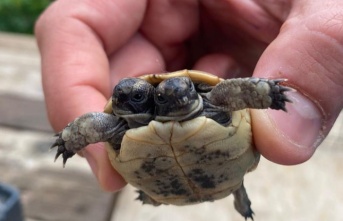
left=51, top=69, right=292, bottom=219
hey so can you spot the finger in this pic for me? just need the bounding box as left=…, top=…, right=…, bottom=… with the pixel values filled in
left=200, top=0, right=281, bottom=43
left=140, top=0, right=199, bottom=70
left=252, top=0, right=292, bottom=21
left=252, top=2, right=343, bottom=164
left=192, top=53, right=242, bottom=78
left=82, top=143, right=126, bottom=192
left=35, top=0, right=148, bottom=129
left=197, top=0, right=281, bottom=72
left=108, top=33, right=165, bottom=85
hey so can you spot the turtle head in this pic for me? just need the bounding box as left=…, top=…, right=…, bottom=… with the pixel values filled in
left=155, top=77, right=202, bottom=121
left=112, top=78, right=155, bottom=117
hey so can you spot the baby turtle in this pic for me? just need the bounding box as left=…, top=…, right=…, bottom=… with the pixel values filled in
left=51, top=69, right=292, bottom=219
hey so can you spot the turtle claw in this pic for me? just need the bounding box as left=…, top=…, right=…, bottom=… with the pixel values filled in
left=62, top=150, right=75, bottom=167
left=54, top=149, right=62, bottom=162
left=244, top=209, right=254, bottom=221
left=51, top=132, right=75, bottom=167
left=50, top=133, right=64, bottom=149
left=268, top=79, right=293, bottom=112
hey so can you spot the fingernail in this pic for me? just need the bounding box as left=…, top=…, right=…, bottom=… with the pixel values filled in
left=267, top=91, right=323, bottom=149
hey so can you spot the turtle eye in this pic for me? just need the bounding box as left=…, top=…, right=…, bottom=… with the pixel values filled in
left=155, top=93, right=168, bottom=104
left=131, top=92, right=145, bottom=102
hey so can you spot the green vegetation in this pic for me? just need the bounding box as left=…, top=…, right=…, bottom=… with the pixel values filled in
left=0, top=0, right=51, bottom=34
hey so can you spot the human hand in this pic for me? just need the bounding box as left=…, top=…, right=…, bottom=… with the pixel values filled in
left=35, top=0, right=343, bottom=191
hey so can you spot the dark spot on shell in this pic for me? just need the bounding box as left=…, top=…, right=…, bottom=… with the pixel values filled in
left=217, top=173, right=229, bottom=184
left=140, top=159, right=165, bottom=176
left=169, top=179, right=187, bottom=195
left=188, top=168, right=216, bottom=189
left=151, top=175, right=189, bottom=197
left=196, top=150, right=230, bottom=164
left=188, top=145, right=206, bottom=155
left=141, top=161, right=156, bottom=174
left=134, top=170, right=142, bottom=179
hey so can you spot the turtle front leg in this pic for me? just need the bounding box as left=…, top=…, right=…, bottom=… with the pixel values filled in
left=233, top=183, right=254, bottom=220
left=51, top=112, right=126, bottom=166
left=207, top=78, right=292, bottom=112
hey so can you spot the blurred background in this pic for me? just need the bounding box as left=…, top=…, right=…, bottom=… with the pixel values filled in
left=0, top=1, right=342, bottom=221
left=0, top=0, right=50, bottom=34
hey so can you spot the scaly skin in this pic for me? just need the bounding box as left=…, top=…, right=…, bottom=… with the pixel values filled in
left=207, top=78, right=291, bottom=112
left=233, top=183, right=254, bottom=220
left=51, top=112, right=126, bottom=166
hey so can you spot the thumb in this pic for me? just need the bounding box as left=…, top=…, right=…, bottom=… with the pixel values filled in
left=252, top=10, right=343, bottom=165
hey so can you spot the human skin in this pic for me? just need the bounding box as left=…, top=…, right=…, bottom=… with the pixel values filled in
left=35, top=0, right=343, bottom=191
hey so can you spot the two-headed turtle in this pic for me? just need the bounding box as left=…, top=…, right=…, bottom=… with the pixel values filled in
left=51, top=70, right=292, bottom=219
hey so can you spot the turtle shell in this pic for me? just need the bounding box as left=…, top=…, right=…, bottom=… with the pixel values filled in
left=105, top=69, right=260, bottom=205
